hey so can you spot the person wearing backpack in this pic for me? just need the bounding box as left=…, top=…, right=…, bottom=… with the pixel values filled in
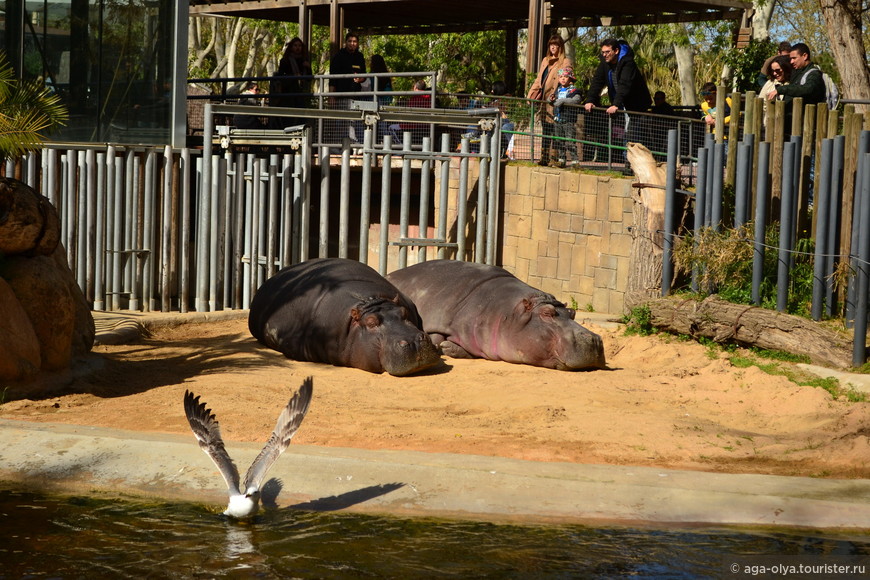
left=583, top=38, right=652, bottom=167
left=767, top=43, right=827, bottom=107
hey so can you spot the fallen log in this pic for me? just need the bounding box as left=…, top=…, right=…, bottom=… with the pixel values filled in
left=645, top=294, right=854, bottom=369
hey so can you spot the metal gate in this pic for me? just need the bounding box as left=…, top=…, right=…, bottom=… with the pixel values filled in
left=22, top=103, right=502, bottom=313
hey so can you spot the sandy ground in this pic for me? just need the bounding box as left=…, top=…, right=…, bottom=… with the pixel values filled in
left=2, top=316, right=869, bottom=479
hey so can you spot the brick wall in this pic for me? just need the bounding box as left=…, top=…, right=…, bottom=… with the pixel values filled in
left=500, top=164, right=634, bottom=315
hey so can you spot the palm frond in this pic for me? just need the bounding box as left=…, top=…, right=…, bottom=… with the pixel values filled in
left=0, top=51, right=68, bottom=162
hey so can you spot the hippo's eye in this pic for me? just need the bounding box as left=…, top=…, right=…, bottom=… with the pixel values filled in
left=539, top=304, right=557, bottom=319
left=363, top=314, right=381, bottom=329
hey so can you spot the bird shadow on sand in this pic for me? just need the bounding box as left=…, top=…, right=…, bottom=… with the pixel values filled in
left=288, top=482, right=406, bottom=512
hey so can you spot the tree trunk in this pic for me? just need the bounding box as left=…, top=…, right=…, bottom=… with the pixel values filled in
left=671, top=25, right=698, bottom=106
left=624, top=143, right=668, bottom=312
left=751, top=0, right=776, bottom=41
left=646, top=295, right=854, bottom=369
left=820, top=0, right=870, bottom=112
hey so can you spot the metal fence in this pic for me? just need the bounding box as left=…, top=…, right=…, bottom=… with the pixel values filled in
left=17, top=104, right=501, bottom=315
left=658, top=128, right=870, bottom=365
left=187, top=74, right=709, bottom=175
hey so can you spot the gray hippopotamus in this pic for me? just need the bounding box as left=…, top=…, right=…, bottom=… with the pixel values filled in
left=386, top=260, right=606, bottom=371
left=249, top=258, right=441, bottom=376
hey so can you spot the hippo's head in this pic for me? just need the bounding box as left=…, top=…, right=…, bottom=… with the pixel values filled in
left=501, top=294, right=606, bottom=371
left=347, top=296, right=441, bottom=376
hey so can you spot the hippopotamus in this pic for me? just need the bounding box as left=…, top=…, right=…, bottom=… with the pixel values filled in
left=386, top=260, right=606, bottom=371
left=249, top=258, right=441, bottom=376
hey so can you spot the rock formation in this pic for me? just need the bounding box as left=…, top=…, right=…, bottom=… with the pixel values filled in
left=0, top=177, right=94, bottom=382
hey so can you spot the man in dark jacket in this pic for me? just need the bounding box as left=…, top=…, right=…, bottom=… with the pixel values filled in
left=583, top=38, right=652, bottom=114
left=769, top=42, right=826, bottom=106
left=329, top=32, right=366, bottom=94
left=328, top=32, right=366, bottom=141
left=583, top=39, right=651, bottom=167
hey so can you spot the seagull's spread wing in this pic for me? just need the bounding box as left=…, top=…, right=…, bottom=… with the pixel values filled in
left=243, top=377, right=314, bottom=492
left=184, top=390, right=241, bottom=496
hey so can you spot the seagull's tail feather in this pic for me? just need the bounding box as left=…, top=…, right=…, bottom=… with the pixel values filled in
left=243, top=377, right=314, bottom=491
left=183, top=390, right=241, bottom=495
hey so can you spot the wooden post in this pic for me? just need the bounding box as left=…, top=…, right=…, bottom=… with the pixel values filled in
left=770, top=99, right=785, bottom=211
left=725, top=91, right=741, bottom=188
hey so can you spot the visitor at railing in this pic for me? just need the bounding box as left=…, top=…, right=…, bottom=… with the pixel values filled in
left=526, top=34, right=571, bottom=166
left=269, top=37, right=312, bottom=128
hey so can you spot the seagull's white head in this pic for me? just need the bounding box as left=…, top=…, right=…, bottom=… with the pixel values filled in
left=224, top=488, right=261, bottom=518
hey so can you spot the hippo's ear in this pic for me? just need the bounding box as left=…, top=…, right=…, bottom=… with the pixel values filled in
left=390, top=293, right=401, bottom=305
left=350, top=307, right=361, bottom=323
left=522, top=297, right=535, bottom=312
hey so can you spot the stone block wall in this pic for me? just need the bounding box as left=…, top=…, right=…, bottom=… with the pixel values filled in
left=500, top=164, right=634, bottom=315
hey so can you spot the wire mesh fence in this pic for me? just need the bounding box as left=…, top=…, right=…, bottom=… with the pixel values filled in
left=187, top=75, right=710, bottom=174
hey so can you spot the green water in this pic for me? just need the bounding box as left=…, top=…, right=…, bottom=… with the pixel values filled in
left=1, top=488, right=868, bottom=579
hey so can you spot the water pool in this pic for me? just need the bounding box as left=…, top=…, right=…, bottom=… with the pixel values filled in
left=1, top=488, right=868, bottom=578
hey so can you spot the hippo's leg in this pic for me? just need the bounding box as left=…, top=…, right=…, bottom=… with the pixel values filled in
left=440, top=340, right=473, bottom=359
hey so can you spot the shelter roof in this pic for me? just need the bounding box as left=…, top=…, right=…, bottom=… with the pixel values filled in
left=189, top=0, right=750, bottom=34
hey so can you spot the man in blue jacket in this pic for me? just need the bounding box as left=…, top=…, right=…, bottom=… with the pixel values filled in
left=583, top=38, right=651, bottom=167
left=583, top=38, right=652, bottom=115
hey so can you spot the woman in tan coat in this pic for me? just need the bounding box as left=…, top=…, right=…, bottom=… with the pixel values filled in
left=526, top=34, right=572, bottom=166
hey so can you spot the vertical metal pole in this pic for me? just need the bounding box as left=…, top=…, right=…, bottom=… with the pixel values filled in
left=242, top=155, right=254, bottom=307
left=291, top=151, right=303, bottom=264
left=398, top=133, right=413, bottom=268
left=319, top=145, right=331, bottom=258
left=76, top=151, right=88, bottom=292
left=847, top=131, right=870, bottom=327
left=93, top=151, right=106, bottom=311
left=233, top=153, right=246, bottom=309
left=143, top=149, right=156, bottom=312
left=267, top=155, right=279, bottom=279
left=752, top=142, right=771, bottom=305
left=378, top=135, right=393, bottom=275
left=46, top=148, right=58, bottom=209
left=129, top=154, right=141, bottom=311
left=777, top=141, right=797, bottom=312
left=475, top=135, right=489, bottom=264
left=104, top=147, right=115, bottom=311
left=417, top=136, right=432, bottom=264
left=456, top=137, right=470, bottom=260
left=281, top=153, right=293, bottom=267
left=339, top=137, right=351, bottom=259
left=437, top=133, right=451, bottom=260
left=853, top=152, right=870, bottom=366
left=359, top=128, right=374, bottom=265
left=111, top=153, right=124, bottom=311
left=211, top=154, right=226, bottom=310
left=222, top=152, right=234, bottom=309
left=734, top=139, right=751, bottom=228
left=827, top=136, right=845, bottom=317
left=710, top=142, right=725, bottom=231
left=486, top=129, right=501, bottom=265
left=180, top=148, right=191, bottom=313
left=811, top=139, right=832, bottom=321
left=691, top=146, right=708, bottom=293
left=662, top=129, right=677, bottom=296
left=197, top=102, right=214, bottom=312
left=249, top=157, right=261, bottom=306
left=300, top=128, right=312, bottom=262
left=161, top=146, right=173, bottom=312
left=124, top=150, right=135, bottom=304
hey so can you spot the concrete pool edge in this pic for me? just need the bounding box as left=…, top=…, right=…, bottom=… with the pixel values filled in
left=2, top=418, right=870, bottom=531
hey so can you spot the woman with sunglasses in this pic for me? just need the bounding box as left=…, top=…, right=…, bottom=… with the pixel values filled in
left=759, top=55, right=793, bottom=129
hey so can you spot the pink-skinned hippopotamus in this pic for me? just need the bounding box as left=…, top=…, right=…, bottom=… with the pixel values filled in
left=386, top=260, right=606, bottom=371
left=249, top=258, right=441, bottom=376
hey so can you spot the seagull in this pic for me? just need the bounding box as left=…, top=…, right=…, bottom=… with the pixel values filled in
left=183, top=377, right=313, bottom=518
